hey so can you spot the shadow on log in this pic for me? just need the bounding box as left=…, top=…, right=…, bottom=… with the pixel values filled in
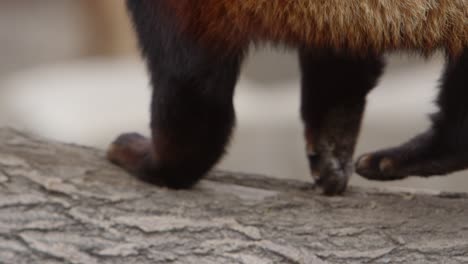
left=0, top=127, right=468, bottom=263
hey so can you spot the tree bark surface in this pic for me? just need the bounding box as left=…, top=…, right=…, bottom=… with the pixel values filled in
left=0, top=128, right=467, bottom=264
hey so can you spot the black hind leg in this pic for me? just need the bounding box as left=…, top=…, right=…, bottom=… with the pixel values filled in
left=107, top=1, right=244, bottom=188
left=357, top=49, right=468, bottom=180
left=300, top=50, right=385, bottom=194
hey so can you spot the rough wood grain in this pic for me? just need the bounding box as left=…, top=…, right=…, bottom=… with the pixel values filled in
left=1, top=127, right=468, bottom=264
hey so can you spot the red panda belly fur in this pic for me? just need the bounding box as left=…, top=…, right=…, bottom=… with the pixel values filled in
left=166, top=0, right=467, bottom=56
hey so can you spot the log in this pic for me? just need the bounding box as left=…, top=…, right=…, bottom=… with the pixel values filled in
left=1, top=127, right=468, bottom=264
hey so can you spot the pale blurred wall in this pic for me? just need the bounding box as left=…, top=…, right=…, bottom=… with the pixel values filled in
left=0, top=0, right=135, bottom=77
left=80, top=0, right=136, bottom=56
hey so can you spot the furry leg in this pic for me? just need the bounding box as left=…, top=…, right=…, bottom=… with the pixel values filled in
left=107, top=0, right=244, bottom=188
left=300, top=50, right=385, bottom=194
left=357, top=49, right=468, bottom=180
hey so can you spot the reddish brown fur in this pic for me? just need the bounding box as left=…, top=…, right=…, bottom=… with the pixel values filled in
left=165, top=0, right=467, bottom=56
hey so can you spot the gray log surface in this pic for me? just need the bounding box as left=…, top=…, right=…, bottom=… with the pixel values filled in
left=1, top=128, right=468, bottom=264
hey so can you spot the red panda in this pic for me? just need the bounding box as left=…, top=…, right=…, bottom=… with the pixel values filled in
left=107, top=0, right=468, bottom=195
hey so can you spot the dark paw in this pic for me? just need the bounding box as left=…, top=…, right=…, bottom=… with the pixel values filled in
left=311, top=155, right=352, bottom=195
left=355, top=152, right=406, bottom=181
left=107, top=133, right=152, bottom=172
left=317, top=169, right=349, bottom=196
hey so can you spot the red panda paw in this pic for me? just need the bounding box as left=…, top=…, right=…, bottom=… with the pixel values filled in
left=107, top=133, right=152, bottom=174
left=309, top=153, right=353, bottom=196
left=355, top=130, right=468, bottom=180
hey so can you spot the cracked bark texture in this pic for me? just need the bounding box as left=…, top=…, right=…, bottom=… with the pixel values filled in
left=1, top=128, right=468, bottom=264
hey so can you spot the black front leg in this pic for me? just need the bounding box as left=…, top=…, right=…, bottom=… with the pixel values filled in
left=107, top=0, right=245, bottom=189
left=300, top=50, right=385, bottom=194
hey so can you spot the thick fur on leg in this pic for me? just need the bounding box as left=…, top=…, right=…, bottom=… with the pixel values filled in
left=357, top=49, right=468, bottom=180
left=108, top=0, right=244, bottom=189
left=300, top=50, right=385, bottom=194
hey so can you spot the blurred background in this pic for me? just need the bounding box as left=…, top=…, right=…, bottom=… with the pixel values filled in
left=1, top=0, right=466, bottom=192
